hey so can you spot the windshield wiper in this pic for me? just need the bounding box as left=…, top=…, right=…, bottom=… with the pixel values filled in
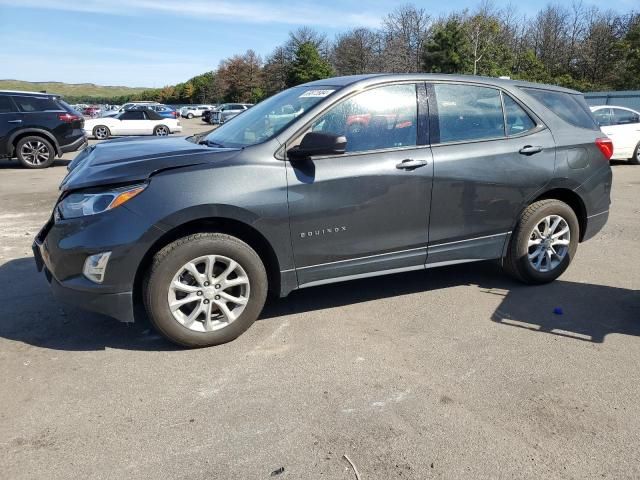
left=199, top=139, right=226, bottom=148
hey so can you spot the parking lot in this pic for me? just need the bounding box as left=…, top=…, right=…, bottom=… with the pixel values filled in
left=1, top=118, right=639, bottom=479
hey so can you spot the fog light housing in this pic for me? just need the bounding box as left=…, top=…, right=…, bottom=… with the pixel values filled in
left=83, top=252, right=111, bottom=283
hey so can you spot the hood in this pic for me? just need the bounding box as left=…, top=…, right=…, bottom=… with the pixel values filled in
left=60, top=136, right=241, bottom=192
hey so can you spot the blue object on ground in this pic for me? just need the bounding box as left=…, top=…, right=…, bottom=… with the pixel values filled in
left=553, top=307, right=563, bottom=315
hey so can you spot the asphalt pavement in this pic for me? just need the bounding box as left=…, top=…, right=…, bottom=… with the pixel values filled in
left=1, top=118, right=639, bottom=479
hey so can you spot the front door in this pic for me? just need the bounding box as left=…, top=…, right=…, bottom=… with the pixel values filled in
left=286, top=83, right=433, bottom=287
left=426, top=82, right=556, bottom=266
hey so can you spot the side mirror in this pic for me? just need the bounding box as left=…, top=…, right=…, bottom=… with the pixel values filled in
left=287, top=132, right=347, bottom=159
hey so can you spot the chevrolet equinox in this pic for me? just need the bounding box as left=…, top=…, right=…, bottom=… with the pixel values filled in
left=34, top=74, right=613, bottom=347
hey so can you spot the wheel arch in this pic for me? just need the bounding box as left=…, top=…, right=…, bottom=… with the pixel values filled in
left=9, top=129, right=61, bottom=157
left=133, top=216, right=282, bottom=312
left=530, top=188, right=588, bottom=242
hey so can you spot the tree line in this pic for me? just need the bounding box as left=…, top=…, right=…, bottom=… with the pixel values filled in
left=72, top=1, right=640, bottom=105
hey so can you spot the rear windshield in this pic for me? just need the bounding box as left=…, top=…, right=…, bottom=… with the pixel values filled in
left=521, top=88, right=598, bottom=130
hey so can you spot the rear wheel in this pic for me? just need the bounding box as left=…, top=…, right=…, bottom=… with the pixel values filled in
left=93, top=125, right=110, bottom=140
left=16, top=136, right=55, bottom=169
left=144, top=233, right=268, bottom=348
left=630, top=142, right=640, bottom=165
left=504, top=199, right=579, bottom=284
left=153, top=125, right=170, bottom=136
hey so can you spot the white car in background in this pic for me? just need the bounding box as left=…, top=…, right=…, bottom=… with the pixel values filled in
left=103, top=101, right=160, bottom=117
left=590, top=105, right=640, bottom=164
left=180, top=105, right=214, bottom=119
left=84, top=108, right=182, bottom=139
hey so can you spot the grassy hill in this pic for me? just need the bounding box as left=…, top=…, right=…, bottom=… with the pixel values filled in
left=0, top=80, right=149, bottom=100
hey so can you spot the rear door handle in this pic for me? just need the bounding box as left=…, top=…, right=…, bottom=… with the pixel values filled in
left=396, top=159, right=428, bottom=170
left=8, top=119, right=22, bottom=123
left=519, top=145, right=543, bottom=155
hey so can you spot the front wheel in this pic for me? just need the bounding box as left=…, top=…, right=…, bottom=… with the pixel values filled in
left=93, top=125, right=110, bottom=140
left=503, top=199, right=579, bottom=284
left=144, top=233, right=268, bottom=348
left=153, top=125, right=170, bottom=136
left=187, top=113, right=194, bottom=119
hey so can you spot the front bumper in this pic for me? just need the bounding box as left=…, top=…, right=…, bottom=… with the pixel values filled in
left=32, top=205, right=165, bottom=323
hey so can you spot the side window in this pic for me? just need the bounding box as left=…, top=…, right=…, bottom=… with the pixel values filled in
left=0, top=96, right=17, bottom=113
left=592, top=108, right=613, bottom=127
left=13, top=96, right=61, bottom=112
left=120, top=111, right=145, bottom=120
left=434, top=84, right=504, bottom=143
left=612, top=108, right=640, bottom=125
left=503, top=94, right=536, bottom=135
left=311, top=84, right=417, bottom=153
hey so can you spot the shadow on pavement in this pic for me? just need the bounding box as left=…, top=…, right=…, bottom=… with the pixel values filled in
left=1, top=256, right=638, bottom=351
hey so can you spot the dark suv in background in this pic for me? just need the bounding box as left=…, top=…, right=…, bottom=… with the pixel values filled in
left=34, top=74, right=612, bottom=348
left=0, top=90, right=86, bottom=168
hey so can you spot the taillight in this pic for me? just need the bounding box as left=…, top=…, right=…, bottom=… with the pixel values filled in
left=595, top=137, right=613, bottom=160
left=58, top=113, right=81, bottom=123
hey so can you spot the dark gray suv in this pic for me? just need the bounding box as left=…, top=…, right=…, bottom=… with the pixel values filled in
left=34, top=74, right=612, bottom=347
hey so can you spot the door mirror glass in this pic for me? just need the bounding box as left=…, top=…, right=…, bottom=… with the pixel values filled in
left=287, top=132, right=347, bottom=159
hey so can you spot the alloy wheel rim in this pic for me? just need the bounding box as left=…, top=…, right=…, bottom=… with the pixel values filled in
left=156, top=127, right=168, bottom=136
left=20, top=141, right=49, bottom=165
left=527, top=214, right=571, bottom=273
left=95, top=127, right=108, bottom=139
left=167, top=255, right=250, bottom=332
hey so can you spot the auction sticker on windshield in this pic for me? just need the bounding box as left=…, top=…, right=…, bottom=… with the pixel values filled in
left=299, top=89, right=335, bottom=98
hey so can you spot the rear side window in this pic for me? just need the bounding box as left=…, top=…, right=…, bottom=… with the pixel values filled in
left=434, top=84, right=504, bottom=142
left=503, top=95, right=536, bottom=135
left=521, top=88, right=597, bottom=130
left=0, top=95, right=17, bottom=113
left=612, top=108, right=640, bottom=125
left=13, top=96, right=62, bottom=113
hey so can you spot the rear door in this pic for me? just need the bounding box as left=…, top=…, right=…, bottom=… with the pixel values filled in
left=286, top=82, right=433, bottom=286
left=12, top=95, right=65, bottom=139
left=426, top=82, right=556, bottom=266
left=0, top=95, right=21, bottom=156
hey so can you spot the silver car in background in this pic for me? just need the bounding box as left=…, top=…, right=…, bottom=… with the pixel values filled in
left=209, top=103, right=253, bottom=124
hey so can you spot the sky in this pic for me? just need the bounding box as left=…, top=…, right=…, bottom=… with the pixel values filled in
left=0, top=0, right=637, bottom=87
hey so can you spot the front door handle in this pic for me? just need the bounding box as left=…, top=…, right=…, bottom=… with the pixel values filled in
left=519, top=145, right=543, bottom=155
left=396, top=159, right=428, bottom=170
left=8, top=119, right=22, bottom=124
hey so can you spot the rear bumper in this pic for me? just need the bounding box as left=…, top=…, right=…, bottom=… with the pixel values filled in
left=60, top=135, right=88, bottom=154
left=582, top=209, right=609, bottom=242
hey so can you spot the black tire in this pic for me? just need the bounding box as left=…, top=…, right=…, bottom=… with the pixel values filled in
left=187, top=113, right=194, bottom=119
left=630, top=142, right=640, bottom=165
left=144, top=233, right=268, bottom=348
left=153, top=125, right=170, bottom=136
left=504, top=199, right=579, bottom=284
left=15, top=136, right=55, bottom=169
left=92, top=125, right=111, bottom=140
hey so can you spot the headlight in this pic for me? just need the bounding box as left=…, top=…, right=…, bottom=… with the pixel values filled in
left=57, top=184, right=146, bottom=219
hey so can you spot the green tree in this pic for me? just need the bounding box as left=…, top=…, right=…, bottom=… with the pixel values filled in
left=615, top=20, right=640, bottom=90
left=286, top=42, right=334, bottom=87
left=183, top=82, right=195, bottom=103
left=422, top=17, right=470, bottom=73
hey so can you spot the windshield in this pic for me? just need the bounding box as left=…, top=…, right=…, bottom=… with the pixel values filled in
left=203, top=86, right=338, bottom=148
